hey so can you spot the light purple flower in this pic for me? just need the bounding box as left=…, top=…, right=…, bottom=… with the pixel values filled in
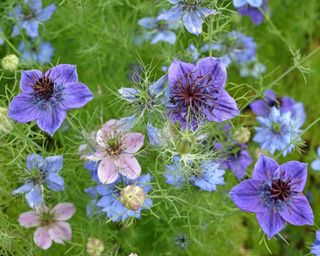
left=165, top=57, right=239, bottom=129
left=230, top=155, right=314, bottom=239
left=237, top=0, right=269, bottom=25
left=10, top=0, right=56, bottom=38
left=18, top=203, right=76, bottom=249
left=157, top=0, right=218, bottom=36
left=8, top=64, right=93, bottom=135
left=19, top=40, right=54, bottom=64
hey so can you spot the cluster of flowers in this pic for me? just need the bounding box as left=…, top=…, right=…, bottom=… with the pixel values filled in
left=4, top=0, right=320, bottom=254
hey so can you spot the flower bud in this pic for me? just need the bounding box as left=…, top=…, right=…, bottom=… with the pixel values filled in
left=232, top=127, right=251, bottom=144
left=120, top=185, right=145, bottom=211
left=2, top=54, right=19, bottom=72
left=0, top=107, right=13, bottom=133
left=175, top=134, right=196, bottom=155
left=86, top=238, right=104, bottom=256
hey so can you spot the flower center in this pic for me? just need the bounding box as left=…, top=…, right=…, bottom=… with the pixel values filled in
left=271, top=122, right=282, bottom=134
left=40, top=211, right=55, bottom=226
left=270, top=178, right=291, bottom=201
left=33, top=75, right=54, bottom=100
left=106, top=135, right=124, bottom=156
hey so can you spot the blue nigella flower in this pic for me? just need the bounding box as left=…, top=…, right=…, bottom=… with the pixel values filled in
left=157, top=0, right=218, bottom=36
left=164, top=156, right=225, bottom=191
left=96, top=174, right=153, bottom=222
left=138, top=16, right=178, bottom=45
left=19, top=40, right=54, bottom=64
left=311, top=231, right=320, bottom=256
left=12, top=154, right=64, bottom=208
left=311, top=147, right=320, bottom=171
left=236, top=0, right=269, bottom=26
left=147, top=122, right=162, bottom=146
left=10, top=0, right=56, bottom=38
left=253, top=107, right=301, bottom=156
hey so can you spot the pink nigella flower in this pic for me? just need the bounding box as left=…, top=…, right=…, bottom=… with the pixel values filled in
left=91, top=118, right=144, bottom=184
left=18, top=203, right=76, bottom=250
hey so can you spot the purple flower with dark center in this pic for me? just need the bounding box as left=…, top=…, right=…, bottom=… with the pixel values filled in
left=230, top=155, right=314, bottom=239
left=10, top=0, right=56, bottom=38
left=250, top=90, right=306, bottom=128
left=237, top=0, right=269, bottom=25
left=165, top=57, right=239, bottom=129
left=8, top=64, right=94, bottom=136
left=19, top=40, right=54, bottom=65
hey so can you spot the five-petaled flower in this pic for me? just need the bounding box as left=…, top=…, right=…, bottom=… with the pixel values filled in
left=89, top=117, right=144, bottom=184
left=12, top=154, right=64, bottom=208
left=18, top=203, right=76, bottom=249
left=230, top=155, right=314, bottom=239
left=8, top=64, right=93, bottom=136
left=10, top=0, right=56, bottom=38
left=165, top=57, right=239, bottom=129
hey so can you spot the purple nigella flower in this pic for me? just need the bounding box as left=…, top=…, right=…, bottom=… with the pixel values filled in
left=311, top=231, right=320, bottom=255
left=138, top=17, right=178, bottom=45
left=12, top=154, right=64, bottom=208
left=165, top=57, right=239, bottom=129
left=10, top=0, right=56, bottom=38
left=236, top=0, right=269, bottom=25
left=157, top=0, right=218, bottom=36
left=250, top=90, right=306, bottom=128
left=230, top=154, right=314, bottom=239
left=8, top=64, right=94, bottom=135
left=19, top=40, right=54, bottom=65
left=96, top=174, right=153, bottom=222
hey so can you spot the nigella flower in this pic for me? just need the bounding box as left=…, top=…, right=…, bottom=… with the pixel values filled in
left=10, top=0, right=56, bottom=38
left=164, top=156, right=225, bottom=191
left=236, top=0, right=269, bottom=26
left=230, top=155, right=314, bottom=239
left=18, top=203, right=76, bottom=249
left=96, top=174, right=153, bottom=222
left=311, top=147, right=320, bottom=171
left=88, top=117, right=144, bottom=184
left=311, top=231, right=320, bottom=255
left=165, top=57, right=239, bottom=129
left=8, top=64, right=94, bottom=135
left=12, top=154, right=64, bottom=208
left=19, top=40, right=54, bottom=64
left=250, top=90, right=306, bottom=128
left=138, top=16, right=178, bottom=45
left=157, top=0, right=219, bottom=36
left=253, top=107, right=301, bottom=156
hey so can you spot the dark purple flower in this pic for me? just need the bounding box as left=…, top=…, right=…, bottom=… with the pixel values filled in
left=237, top=0, right=268, bottom=25
left=8, top=64, right=93, bottom=135
left=230, top=155, right=314, bottom=239
left=165, top=57, right=239, bottom=129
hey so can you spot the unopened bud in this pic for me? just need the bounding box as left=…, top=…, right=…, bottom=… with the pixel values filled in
left=232, top=127, right=251, bottom=144
left=120, top=185, right=145, bottom=211
left=2, top=54, right=19, bottom=72
left=86, top=238, right=104, bottom=256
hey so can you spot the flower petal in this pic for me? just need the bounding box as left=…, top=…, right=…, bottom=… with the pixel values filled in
left=44, top=155, right=63, bottom=173
left=280, top=195, right=314, bottom=226
left=157, top=6, right=182, bottom=21
left=256, top=210, right=286, bottom=239
left=123, top=133, right=144, bottom=153
left=183, top=11, right=203, bottom=35
left=229, top=179, right=264, bottom=213
left=26, top=153, right=44, bottom=170
left=247, top=0, right=263, bottom=7
left=233, top=0, right=247, bottom=8
left=168, top=60, right=195, bottom=87
left=25, top=185, right=43, bottom=209
left=37, top=4, right=56, bottom=22
left=20, top=70, right=42, bottom=92
left=138, top=17, right=157, bottom=29
left=311, top=159, right=320, bottom=171
left=47, top=64, right=78, bottom=84
left=98, top=157, right=119, bottom=184
left=60, top=82, right=93, bottom=110
left=45, top=173, right=64, bottom=191
left=48, top=222, right=72, bottom=244
left=12, top=182, right=33, bottom=195
left=36, top=107, right=67, bottom=136
left=280, top=161, right=307, bottom=192
left=34, top=227, right=52, bottom=250
left=117, top=154, right=141, bottom=180
left=18, top=211, right=40, bottom=227
left=252, top=154, right=279, bottom=182
left=25, top=20, right=39, bottom=38
left=51, top=203, right=76, bottom=221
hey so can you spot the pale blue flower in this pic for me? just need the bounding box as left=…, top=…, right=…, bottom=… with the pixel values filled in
left=147, top=122, right=162, bottom=146
left=311, top=147, right=320, bottom=171
left=233, top=0, right=263, bottom=8
left=19, top=40, right=54, bottom=64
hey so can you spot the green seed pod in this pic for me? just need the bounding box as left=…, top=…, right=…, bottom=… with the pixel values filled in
left=120, top=185, right=146, bottom=211
left=2, top=54, right=19, bottom=72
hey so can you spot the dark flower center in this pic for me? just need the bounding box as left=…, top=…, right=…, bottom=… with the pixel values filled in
left=33, top=75, right=54, bottom=100
left=270, top=178, right=291, bottom=201
left=40, top=211, right=55, bottom=226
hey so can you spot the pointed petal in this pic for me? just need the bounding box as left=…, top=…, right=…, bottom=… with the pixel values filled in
left=117, top=154, right=141, bottom=180
left=51, top=203, right=76, bottom=221
left=48, top=222, right=72, bottom=243
left=168, top=60, right=195, bottom=87
left=311, top=159, right=320, bottom=171
left=47, top=64, right=78, bottom=84
left=233, top=0, right=248, bottom=8
left=25, top=20, right=39, bottom=38
left=157, top=6, right=182, bottom=21
left=37, top=4, right=56, bottom=22
left=98, top=157, right=119, bottom=184
left=44, top=155, right=63, bottom=173
left=34, top=227, right=52, bottom=249
left=256, top=210, right=286, bottom=239
left=45, top=173, right=64, bottom=191
left=25, top=186, right=43, bottom=209
left=20, top=70, right=42, bottom=92
left=12, top=182, right=33, bottom=195
left=18, top=211, right=40, bottom=227
left=123, top=133, right=144, bottom=153
left=60, top=82, right=93, bottom=110
left=183, top=11, right=203, bottom=35
left=26, top=154, right=44, bottom=170
left=280, top=161, right=307, bottom=192
left=247, top=0, right=263, bottom=7
left=36, top=107, right=67, bottom=136
left=229, top=179, right=264, bottom=213
left=252, top=155, right=279, bottom=182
